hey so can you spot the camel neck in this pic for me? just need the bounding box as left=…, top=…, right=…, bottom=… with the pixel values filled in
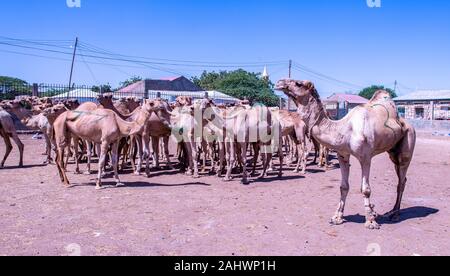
left=304, top=95, right=344, bottom=149
left=117, top=108, right=150, bottom=136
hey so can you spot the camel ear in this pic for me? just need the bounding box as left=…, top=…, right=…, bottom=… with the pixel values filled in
left=305, top=81, right=315, bottom=91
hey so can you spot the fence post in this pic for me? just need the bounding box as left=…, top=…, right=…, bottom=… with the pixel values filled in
left=32, top=83, right=39, bottom=97
left=144, top=79, right=149, bottom=99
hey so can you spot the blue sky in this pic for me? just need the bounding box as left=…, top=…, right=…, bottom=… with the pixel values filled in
left=0, top=0, right=449, bottom=96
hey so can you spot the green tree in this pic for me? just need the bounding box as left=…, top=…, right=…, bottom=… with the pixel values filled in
left=0, top=76, right=31, bottom=100
left=192, top=69, right=279, bottom=106
left=0, top=76, right=29, bottom=86
left=359, top=85, right=397, bottom=100
left=119, top=76, right=143, bottom=88
left=92, top=84, right=113, bottom=93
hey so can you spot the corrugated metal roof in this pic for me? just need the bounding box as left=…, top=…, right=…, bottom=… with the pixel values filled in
left=117, top=76, right=202, bottom=93
left=393, top=90, right=450, bottom=101
left=146, top=90, right=238, bottom=101
left=327, top=93, right=369, bottom=104
left=52, top=89, right=99, bottom=99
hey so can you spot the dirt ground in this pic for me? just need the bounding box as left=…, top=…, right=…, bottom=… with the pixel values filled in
left=0, top=133, right=449, bottom=256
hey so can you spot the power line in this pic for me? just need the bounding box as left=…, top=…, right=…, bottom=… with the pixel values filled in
left=78, top=41, right=287, bottom=66
left=292, top=61, right=364, bottom=90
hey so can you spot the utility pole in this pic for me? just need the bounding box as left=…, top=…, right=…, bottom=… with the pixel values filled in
left=394, top=80, right=398, bottom=93
left=288, top=59, right=292, bottom=78
left=287, top=59, right=292, bottom=110
left=68, top=37, right=79, bottom=93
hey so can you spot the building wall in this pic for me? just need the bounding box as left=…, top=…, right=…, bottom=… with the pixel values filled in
left=396, top=100, right=450, bottom=120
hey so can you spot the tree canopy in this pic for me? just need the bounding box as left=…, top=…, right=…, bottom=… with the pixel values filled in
left=0, top=76, right=29, bottom=86
left=92, top=84, right=113, bottom=93
left=119, top=76, right=143, bottom=88
left=359, top=85, right=397, bottom=100
left=192, top=69, right=279, bottom=106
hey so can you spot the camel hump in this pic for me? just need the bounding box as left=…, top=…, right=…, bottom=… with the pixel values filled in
left=369, top=90, right=392, bottom=103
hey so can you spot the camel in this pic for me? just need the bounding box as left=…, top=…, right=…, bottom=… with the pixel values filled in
left=26, top=113, right=53, bottom=163
left=276, top=79, right=416, bottom=229
left=271, top=110, right=309, bottom=174
left=142, top=98, right=173, bottom=173
left=204, top=103, right=282, bottom=184
left=53, top=99, right=160, bottom=189
left=0, top=107, right=24, bottom=168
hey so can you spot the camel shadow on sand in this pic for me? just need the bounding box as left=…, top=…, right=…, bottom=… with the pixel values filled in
left=344, top=206, right=439, bottom=225
left=69, top=181, right=211, bottom=189
left=0, top=164, right=47, bottom=170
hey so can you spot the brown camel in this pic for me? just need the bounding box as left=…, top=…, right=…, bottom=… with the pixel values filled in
left=276, top=79, right=416, bottom=229
left=0, top=107, right=24, bottom=168
left=53, top=99, right=160, bottom=189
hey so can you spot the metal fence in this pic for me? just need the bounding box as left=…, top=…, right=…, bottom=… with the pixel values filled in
left=0, top=83, right=238, bottom=104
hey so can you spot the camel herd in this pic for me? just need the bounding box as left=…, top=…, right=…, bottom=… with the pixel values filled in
left=0, top=79, right=416, bottom=230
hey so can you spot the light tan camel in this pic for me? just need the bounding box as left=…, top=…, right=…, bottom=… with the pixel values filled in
left=26, top=113, right=53, bottom=163
left=0, top=107, right=24, bottom=168
left=143, top=98, right=173, bottom=174
left=206, top=103, right=282, bottom=184
left=272, top=110, right=309, bottom=174
left=53, top=99, right=160, bottom=189
left=276, top=79, right=416, bottom=229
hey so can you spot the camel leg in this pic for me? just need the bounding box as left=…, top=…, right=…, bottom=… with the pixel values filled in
left=331, top=154, right=350, bottom=225
left=56, top=147, right=70, bottom=186
left=111, top=142, right=124, bottom=187
left=278, top=142, right=283, bottom=178
left=73, top=137, right=81, bottom=175
left=301, top=141, right=308, bottom=174
left=360, top=158, right=380, bottom=230
left=43, top=131, right=52, bottom=164
left=216, top=142, right=225, bottom=177
left=163, top=136, right=173, bottom=169
left=191, top=141, right=200, bottom=178
left=386, top=128, right=416, bottom=221
left=251, top=143, right=260, bottom=176
left=239, top=142, right=249, bottom=185
left=1, top=133, right=13, bottom=168
left=84, top=142, right=93, bottom=175
left=224, top=141, right=235, bottom=182
left=142, top=134, right=152, bottom=177
left=10, top=132, right=24, bottom=168
left=129, top=136, right=136, bottom=172
left=152, top=137, right=160, bottom=169
left=294, top=144, right=302, bottom=173
left=208, top=142, right=217, bottom=173
left=96, top=142, right=109, bottom=190
left=258, top=144, right=271, bottom=179
left=201, top=140, right=208, bottom=173
left=134, top=135, right=143, bottom=175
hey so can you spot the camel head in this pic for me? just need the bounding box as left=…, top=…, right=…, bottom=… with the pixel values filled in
left=97, top=94, right=114, bottom=108
left=125, top=97, right=141, bottom=111
left=275, top=79, right=317, bottom=102
left=42, top=104, right=67, bottom=122
left=142, top=99, right=165, bottom=115
left=176, top=96, right=193, bottom=107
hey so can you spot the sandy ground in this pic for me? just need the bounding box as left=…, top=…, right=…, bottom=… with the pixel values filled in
left=0, top=133, right=449, bottom=256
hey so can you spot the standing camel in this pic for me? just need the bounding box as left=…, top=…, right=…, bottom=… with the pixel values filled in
left=276, top=79, right=416, bottom=229
left=53, top=99, right=160, bottom=190
left=0, top=108, right=24, bottom=168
